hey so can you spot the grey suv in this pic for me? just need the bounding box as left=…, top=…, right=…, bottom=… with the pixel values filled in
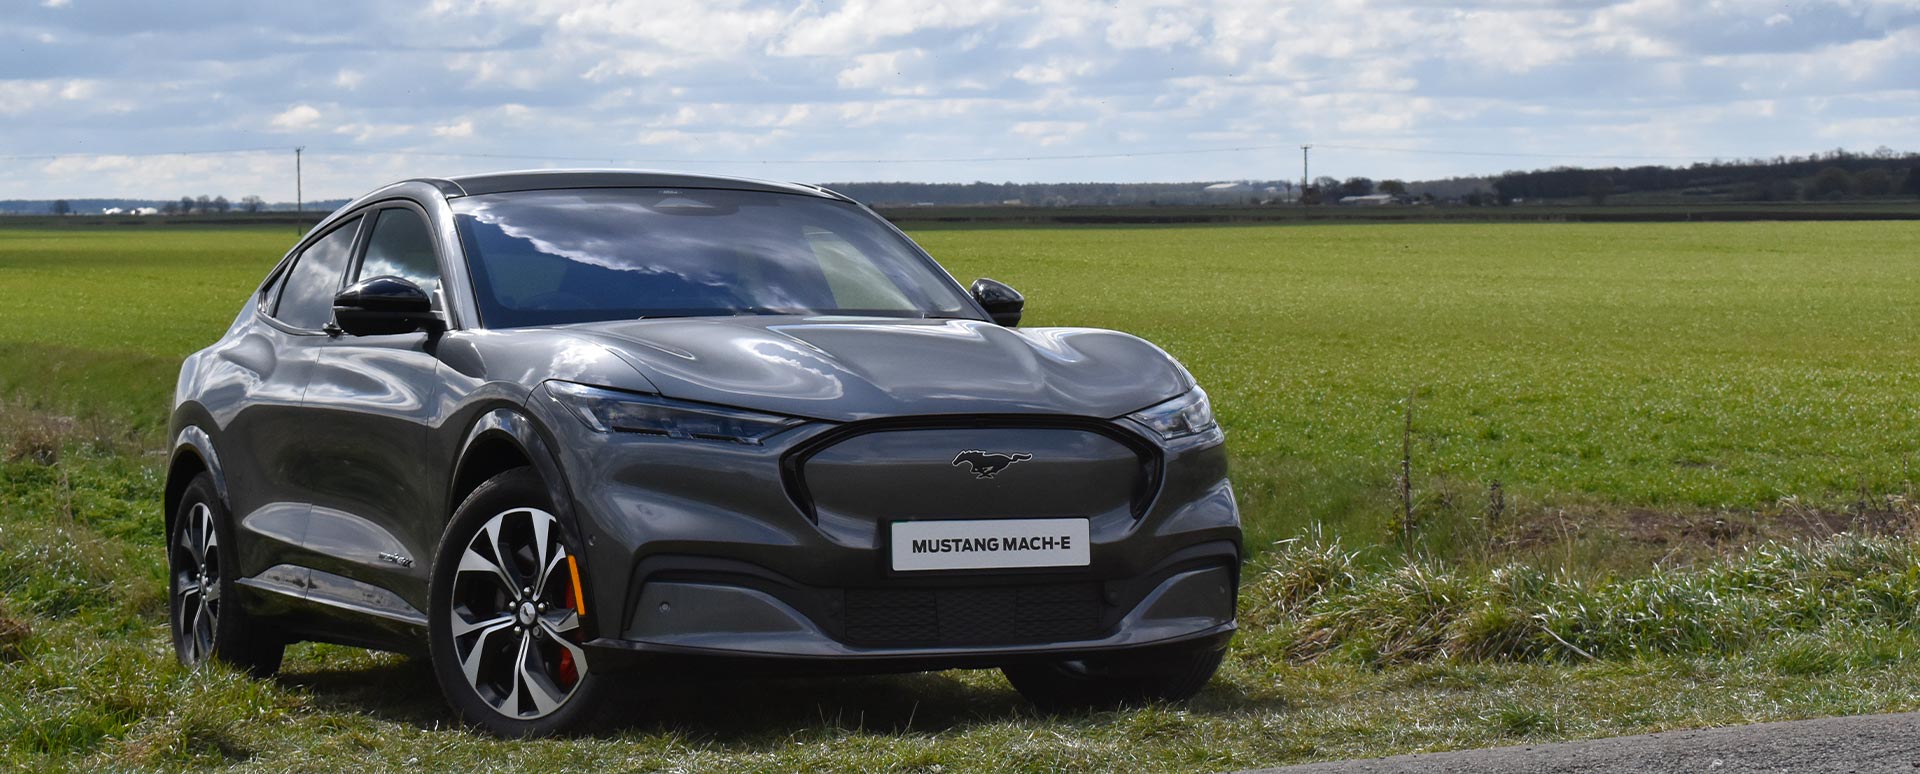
left=165, top=170, right=1241, bottom=736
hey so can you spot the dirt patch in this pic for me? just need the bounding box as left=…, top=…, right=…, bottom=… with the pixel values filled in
left=0, top=611, right=29, bottom=661
left=1490, top=498, right=1917, bottom=569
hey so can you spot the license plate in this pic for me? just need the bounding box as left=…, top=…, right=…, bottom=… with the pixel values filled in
left=890, top=518, right=1091, bottom=572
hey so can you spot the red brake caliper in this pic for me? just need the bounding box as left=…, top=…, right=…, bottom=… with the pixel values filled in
left=557, top=554, right=583, bottom=685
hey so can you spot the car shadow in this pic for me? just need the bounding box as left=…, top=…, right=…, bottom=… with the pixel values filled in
left=276, top=653, right=1284, bottom=741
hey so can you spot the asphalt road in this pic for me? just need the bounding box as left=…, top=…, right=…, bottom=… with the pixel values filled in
left=1248, top=712, right=1920, bottom=773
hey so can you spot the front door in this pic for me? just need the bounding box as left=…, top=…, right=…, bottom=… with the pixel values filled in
left=300, top=204, right=449, bottom=620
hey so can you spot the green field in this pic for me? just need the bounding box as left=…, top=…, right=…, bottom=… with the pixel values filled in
left=6, top=220, right=1920, bottom=769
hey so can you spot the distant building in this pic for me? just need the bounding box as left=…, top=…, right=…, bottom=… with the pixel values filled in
left=1338, top=194, right=1397, bottom=206
left=101, top=207, right=124, bottom=215
left=132, top=207, right=160, bottom=215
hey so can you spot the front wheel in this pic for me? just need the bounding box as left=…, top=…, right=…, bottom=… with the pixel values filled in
left=428, top=468, right=606, bottom=737
left=1002, top=640, right=1225, bottom=713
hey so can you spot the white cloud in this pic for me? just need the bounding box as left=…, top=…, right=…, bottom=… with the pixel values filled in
left=1011, top=120, right=1087, bottom=147
left=269, top=104, right=322, bottom=131
left=4, top=0, right=1920, bottom=198
left=836, top=50, right=925, bottom=91
left=432, top=119, right=475, bottom=138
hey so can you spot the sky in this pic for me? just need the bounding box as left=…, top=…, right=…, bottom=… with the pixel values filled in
left=3, top=0, right=1918, bottom=200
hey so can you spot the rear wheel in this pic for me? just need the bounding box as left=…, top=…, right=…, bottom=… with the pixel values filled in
left=1002, top=640, right=1225, bottom=712
left=168, top=472, right=284, bottom=677
left=428, top=468, right=605, bottom=737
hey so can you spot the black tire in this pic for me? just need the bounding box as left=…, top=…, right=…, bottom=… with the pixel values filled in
left=428, top=467, right=606, bottom=737
left=169, top=472, right=285, bottom=677
left=1002, top=640, right=1225, bottom=713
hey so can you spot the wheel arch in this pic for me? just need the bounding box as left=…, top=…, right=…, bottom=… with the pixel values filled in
left=165, top=421, right=227, bottom=541
left=448, top=407, right=603, bottom=637
left=449, top=408, right=579, bottom=535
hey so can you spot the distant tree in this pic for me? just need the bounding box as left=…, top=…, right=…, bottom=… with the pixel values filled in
left=50, top=199, right=70, bottom=216
left=1464, top=189, right=1490, bottom=206
left=195, top=195, right=212, bottom=213
left=1586, top=176, right=1613, bottom=205
left=161, top=201, right=180, bottom=215
left=1807, top=166, right=1854, bottom=200
left=211, top=195, right=230, bottom=213
left=1903, top=168, right=1920, bottom=199
left=1854, top=167, right=1894, bottom=196
left=179, top=196, right=195, bottom=214
left=1339, top=177, right=1375, bottom=198
left=1377, top=179, right=1407, bottom=196
left=240, top=195, right=265, bottom=213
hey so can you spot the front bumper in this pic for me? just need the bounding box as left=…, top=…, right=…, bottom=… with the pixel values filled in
left=532, top=389, right=1243, bottom=669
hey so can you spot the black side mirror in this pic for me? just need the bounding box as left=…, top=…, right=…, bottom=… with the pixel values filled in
left=970, top=278, right=1024, bottom=327
left=331, top=276, right=442, bottom=336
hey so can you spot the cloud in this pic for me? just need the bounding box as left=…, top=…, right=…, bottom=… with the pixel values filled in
left=2, top=0, right=1918, bottom=198
left=836, top=50, right=924, bottom=91
left=432, top=119, right=475, bottom=138
left=270, top=104, right=322, bottom=131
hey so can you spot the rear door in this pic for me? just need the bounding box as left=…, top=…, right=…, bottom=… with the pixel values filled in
left=299, top=203, right=449, bottom=621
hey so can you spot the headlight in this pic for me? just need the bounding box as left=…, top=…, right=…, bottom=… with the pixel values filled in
left=1128, top=387, right=1217, bottom=440
left=545, top=381, right=804, bottom=444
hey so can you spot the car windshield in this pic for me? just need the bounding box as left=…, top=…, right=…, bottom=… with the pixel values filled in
left=452, top=187, right=979, bottom=328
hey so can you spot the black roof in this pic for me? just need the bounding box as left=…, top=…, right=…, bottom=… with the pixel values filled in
left=418, top=169, right=845, bottom=200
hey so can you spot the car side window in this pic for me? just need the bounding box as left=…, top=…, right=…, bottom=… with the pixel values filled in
left=273, top=216, right=362, bottom=330
left=357, top=207, right=442, bottom=302
left=258, top=263, right=290, bottom=313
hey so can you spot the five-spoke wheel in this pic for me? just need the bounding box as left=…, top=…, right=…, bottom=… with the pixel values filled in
left=447, top=507, right=589, bottom=720
left=430, top=467, right=606, bottom=736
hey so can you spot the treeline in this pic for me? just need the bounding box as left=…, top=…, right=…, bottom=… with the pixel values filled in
left=1493, top=148, right=1920, bottom=204
left=824, top=180, right=1291, bottom=207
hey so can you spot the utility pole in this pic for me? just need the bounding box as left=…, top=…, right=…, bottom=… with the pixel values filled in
left=294, top=146, right=304, bottom=214
left=1300, top=144, right=1311, bottom=211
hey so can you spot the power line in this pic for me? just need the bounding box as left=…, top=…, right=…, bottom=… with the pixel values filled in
left=0, top=147, right=288, bottom=161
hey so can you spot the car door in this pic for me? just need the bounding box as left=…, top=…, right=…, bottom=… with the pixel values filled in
left=222, top=215, right=365, bottom=586
left=298, top=202, right=449, bottom=622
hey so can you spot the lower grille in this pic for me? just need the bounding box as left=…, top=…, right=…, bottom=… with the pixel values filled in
left=843, top=582, right=1106, bottom=647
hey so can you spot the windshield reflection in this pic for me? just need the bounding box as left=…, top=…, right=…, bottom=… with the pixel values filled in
left=453, top=188, right=976, bottom=328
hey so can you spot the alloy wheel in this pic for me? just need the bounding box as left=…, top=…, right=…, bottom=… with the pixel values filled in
left=171, top=501, right=221, bottom=665
left=447, top=507, right=589, bottom=720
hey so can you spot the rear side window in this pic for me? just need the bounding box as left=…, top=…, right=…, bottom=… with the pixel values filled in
left=357, top=208, right=441, bottom=299
left=274, top=216, right=362, bottom=330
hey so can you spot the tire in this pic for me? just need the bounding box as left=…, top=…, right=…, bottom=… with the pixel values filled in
left=428, top=467, right=606, bottom=737
left=1002, top=640, right=1226, bottom=713
left=169, top=472, right=285, bottom=677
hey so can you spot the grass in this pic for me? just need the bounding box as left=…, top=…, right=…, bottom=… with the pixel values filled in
left=6, top=445, right=1920, bottom=770
left=5, top=219, right=1920, bottom=769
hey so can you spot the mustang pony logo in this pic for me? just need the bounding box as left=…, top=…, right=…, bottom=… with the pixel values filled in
left=951, top=450, right=1033, bottom=479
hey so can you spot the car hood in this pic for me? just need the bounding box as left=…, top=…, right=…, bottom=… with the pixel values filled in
left=560, top=316, right=1193, bottom=422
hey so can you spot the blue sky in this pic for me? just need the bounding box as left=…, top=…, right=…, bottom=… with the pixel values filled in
left=3, top=0, right=1918, bottom=199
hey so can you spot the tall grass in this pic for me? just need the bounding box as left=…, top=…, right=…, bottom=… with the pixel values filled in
left=1244, top=533, right=1920, bottom=666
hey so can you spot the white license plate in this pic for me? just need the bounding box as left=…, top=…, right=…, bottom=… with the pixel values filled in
left=890, top=518, right=1091, bottom=572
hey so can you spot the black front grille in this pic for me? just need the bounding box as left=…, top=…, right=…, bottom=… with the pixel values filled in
left=843, top=583, right=1106, bottom=647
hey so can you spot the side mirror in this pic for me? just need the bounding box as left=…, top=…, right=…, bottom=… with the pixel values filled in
left=331, top=276, right=442, bottom=336
left=970, top=278, right=1024, bottom=327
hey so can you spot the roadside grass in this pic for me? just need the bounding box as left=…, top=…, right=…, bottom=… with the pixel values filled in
left=8, top=220, right=1920, bottom=768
